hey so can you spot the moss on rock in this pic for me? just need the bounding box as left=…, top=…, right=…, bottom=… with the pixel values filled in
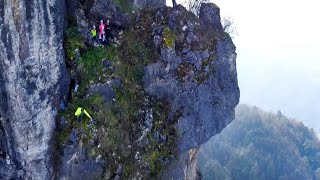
left=162, top=27, right=175, bottom=49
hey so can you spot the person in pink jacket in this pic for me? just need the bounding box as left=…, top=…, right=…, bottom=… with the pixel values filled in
left=99, top=20, right=105, bottom=43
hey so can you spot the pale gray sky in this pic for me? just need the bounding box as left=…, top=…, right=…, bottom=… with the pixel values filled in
left=168, top=0, right=320, bottom=133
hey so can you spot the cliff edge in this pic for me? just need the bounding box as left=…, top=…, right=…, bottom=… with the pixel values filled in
left=0, top=0, right=239, bottom=179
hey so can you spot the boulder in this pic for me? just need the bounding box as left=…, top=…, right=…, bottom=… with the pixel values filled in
left=88, top=79, right=121, bottom=104
left=199, top=3, right=223, bottom=31
left=59, top=146, right=104, bottom=180
left=132, top=0, right=166, bottom=9
left=89, top=0, right=131, bottom=28
left=143, top=4, right=239, bottom=154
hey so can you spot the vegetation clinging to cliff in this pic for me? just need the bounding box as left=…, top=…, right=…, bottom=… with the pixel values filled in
left=57, top=13, right=179, bottom=178
left=64, top=27, right=84, bottom=60
left=198, top=105, right=320, bottom=180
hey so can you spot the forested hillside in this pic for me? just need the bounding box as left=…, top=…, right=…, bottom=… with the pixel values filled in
left=198, top=104, right=320, bottom=180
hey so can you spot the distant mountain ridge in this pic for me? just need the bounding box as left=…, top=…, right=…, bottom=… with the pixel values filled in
left=198, top=104, right=320, bottom=180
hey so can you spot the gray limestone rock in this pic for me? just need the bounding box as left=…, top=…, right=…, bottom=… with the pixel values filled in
left=88, top=79, right=121, bottom=104
left=89, top=0, right=131, bottom=27
left=153, top=35, right=162, bottom=50
left=144, top=35, right=239, bottom=154
left=58, top=145, right=104, bottom=180
left=132, top=0, right=166, bottom=9
left=143, top=3, right=240, bottom=155
left=160, top=149, right=201, bottom=180
left=0, top=0, right=69, bottom=179
left=0, top=1, right=239, bottom=179
left=69, top=128, right=81, bottom=144
left=199, top=3, right=223, bottom=31
left=115, top=164, right=123, bottom=175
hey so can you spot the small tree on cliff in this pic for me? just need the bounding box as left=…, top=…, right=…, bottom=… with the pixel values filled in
left=183, top=0, right=209, bottom=16
left=222, top=16, right=238, bottom=39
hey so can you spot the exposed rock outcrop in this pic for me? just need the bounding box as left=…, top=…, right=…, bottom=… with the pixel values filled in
left=0, top=0, right=69, bottom=179
left=199, top=3, right=223, bottom=31
left=143, top=4, right=239, bottom=153
left=89, top=0, right=131, bottom=27
left=58, top=2, right=239, bottom=179
left=160, top=148, right=201, bottom=180
left=0, top=1, right=239, bottom=179
left=131, top=0, right=166, bottom=9
left=142, top=4, right=239, bottom=178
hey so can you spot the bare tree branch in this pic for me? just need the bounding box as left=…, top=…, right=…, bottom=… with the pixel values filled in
left=222, top=16, right=238, bottom=39
left=182, top=0, right=209, bottom=16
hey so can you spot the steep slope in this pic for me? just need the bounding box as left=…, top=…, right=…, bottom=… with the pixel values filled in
left=198, top=105, right=320, bottom=180
left=56, top=1, right=239, bottom=179
left=144, top=4, right=239, bottom=153
left=0, top=0, right=69, bottom=179
left=157, top=4, right=239, bottom=178
left=0, top=0, right=239, bottom=179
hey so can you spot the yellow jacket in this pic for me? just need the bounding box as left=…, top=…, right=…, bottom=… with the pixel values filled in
left=91, top=29, right=97, bottom=37
left=75, top=107, right=92, bottom=119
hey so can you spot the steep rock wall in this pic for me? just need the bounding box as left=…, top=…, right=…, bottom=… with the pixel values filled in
left=0, top=1, right=239, bottom=179
left=144, top=4, right=239, bottom=154
left=142, top=4, right=240, bottom=178
left=55, top=2, right=239, bottom=179
left=0, top=0, right=68, bottom=179
left=131, top=0, right=166, bottom=9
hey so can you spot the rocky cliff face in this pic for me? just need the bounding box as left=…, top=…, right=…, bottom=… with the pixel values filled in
left=144, top=4, right=239, bottom=178
left=131, top=0, right=166, bottom=9
left=0, top=0, right=239, bottom=179
left=144, top=4, right=239, bottom=153
left=57, top=1, right=239, bottom=179
left=0, top=0, right=69, bottom=179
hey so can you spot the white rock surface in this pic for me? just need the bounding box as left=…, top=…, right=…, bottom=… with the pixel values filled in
left=0, top=0, right=69, bottom=179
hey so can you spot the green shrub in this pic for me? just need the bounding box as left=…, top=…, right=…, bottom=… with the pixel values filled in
left=64, top=27, right=84, bottom=60
left=58, top=17, right=178, bottom=178
left=77, top=46, right=117, bottom=94
left=56, top=94, right=104, bottom=147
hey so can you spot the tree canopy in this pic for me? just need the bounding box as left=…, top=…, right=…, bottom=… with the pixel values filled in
left=198, top=104, right=320, bottom=180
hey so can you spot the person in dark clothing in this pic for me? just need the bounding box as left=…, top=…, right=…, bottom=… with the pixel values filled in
left=105, top=19, right=114, bottom=45
left=172, top=0, right=177, bottom=7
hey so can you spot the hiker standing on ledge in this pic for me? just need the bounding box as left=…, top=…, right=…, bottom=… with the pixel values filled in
left=99, top=20, right=105, bottom=44
left=91, top=25, right=97, bottom=45
left=75, top=107, right=92, bottom=122
left=105, top=19, right=113, bottom=45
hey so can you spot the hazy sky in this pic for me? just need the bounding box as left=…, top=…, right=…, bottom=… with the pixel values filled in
left=168, top=0, right=320, bottom=133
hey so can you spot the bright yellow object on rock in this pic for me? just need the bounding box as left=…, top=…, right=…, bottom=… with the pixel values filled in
left=75, top=107, right=92, bottom=119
